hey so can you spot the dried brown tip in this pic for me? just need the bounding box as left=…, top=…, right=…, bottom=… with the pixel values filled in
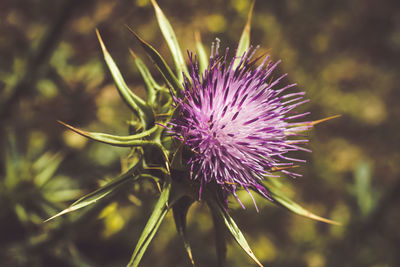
left=309, top=114, right=341, bottom=126
left=57, top=120, right=91, bottom=139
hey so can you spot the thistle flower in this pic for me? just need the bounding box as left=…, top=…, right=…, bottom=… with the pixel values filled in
left=169, top=40, right=312, bottom=208
left=48, top=2, right=339, bottom=266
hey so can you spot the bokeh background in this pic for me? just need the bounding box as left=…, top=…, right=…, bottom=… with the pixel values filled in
left=1, top=0, right=399, bottom=266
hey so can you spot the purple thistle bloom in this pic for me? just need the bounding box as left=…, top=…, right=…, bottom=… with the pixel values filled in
left=169, top=41, right=312, bottom=209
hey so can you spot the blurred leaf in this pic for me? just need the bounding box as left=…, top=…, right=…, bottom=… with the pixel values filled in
left=172, top=196, right=195, bottom=266
left=127, top=181, right=171, bottom=267
left=126, top=26, right=184, bottom=95
left=4, top=132, right=21, bottom=189
left=151, top=0, right=188, bottom=81
left=205, top=14, right=226, bottom=33
left=15, top=204, right=29, bottom=223
left=4, top=149, right=18, bottom=189
left=263, top=178, right=340, bottom=225
left=234, top=0, right=254, bottom=69
left=96, top=30, right=154, bottom=129
left=34, top=152, right=63, bottom=187
left=353, top=160, right=374, bottom=216
left=44, top=188, right=82, bottom=203
left=195, top=32, right=209, bottom=75
left=45, top=158, right=142, bottom=222
left=42, top=175, right=81, bottom=202
left=99, top=202, right=126, bottom=238
left=207, top=198, right=263, bottom=267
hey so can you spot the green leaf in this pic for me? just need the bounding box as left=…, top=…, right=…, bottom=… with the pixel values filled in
left=44, top=188, right=82, bottom=203
left=207, top=198, right=263, bottom=267
left=127, top=181, right=171, bottom=267
left=4, top=131, right=20, bottom=189
left=129, top=49, right=166, bottom=106
left=233, top=0, right=255, bottom=69
left=263, top=178, right=340, bottom=225
left=151, top=0, right=188, bottom=82
left=58, top=121, right=160, bottom=148
left=195, top=32, right=209, bottom=75
left=172, top=196, right=195, bottom=266
left=353, top=160, right=374, bottom=216
left=210, top=203, right=228, bottom=267
left=44, top=158, right=142, bottom=222
left=34, top=152, right=63, bottom=187
left=126, top=26, right=184, bottom=95
left=15, top=204, right=29, bottom=223
left=96, top=30, right=154, bottom=129
left=58, top=121, right=169, bottom=164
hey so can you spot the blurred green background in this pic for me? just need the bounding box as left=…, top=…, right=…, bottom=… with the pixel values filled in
left=1, top=0, right=399, bottom=266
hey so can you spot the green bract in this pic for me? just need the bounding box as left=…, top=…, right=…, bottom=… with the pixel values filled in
left=47, top=1, right=338, bottom=266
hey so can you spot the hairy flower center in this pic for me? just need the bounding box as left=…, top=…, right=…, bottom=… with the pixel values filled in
left=169, top=45, right=312, bottom=205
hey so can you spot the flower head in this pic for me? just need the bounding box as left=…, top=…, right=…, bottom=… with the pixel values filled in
left=170, top=40, right=312, bottom=208
left=48, top=2, right=340, bottom=266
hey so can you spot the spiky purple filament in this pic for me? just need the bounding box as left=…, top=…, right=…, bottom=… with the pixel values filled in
left=169, top=42, right=312, bottom=209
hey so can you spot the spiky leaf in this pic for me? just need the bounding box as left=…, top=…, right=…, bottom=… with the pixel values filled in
left=129, top=49, right=166, bottom=106
left=151, top=0, right=188, bottom=81
left=210, top=203, right=228, bottom=267
left=58, top=121, right=159, bottom=147
left=195, top=32, right=209, bottom=75
left=263, top=178, right=340, bottom=225
left=45, top=159, right=141, bottom=222
left=234, top=0, right=255, bottom=69
left=126, top=26, right=184, bottom=94
left=96, top=30, right=154, bottom=129
left=172, top=196, right=195, bottom=265
left=207, top=198, right=263, bottom=267
left=127, top=181, right=171, bottom=267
